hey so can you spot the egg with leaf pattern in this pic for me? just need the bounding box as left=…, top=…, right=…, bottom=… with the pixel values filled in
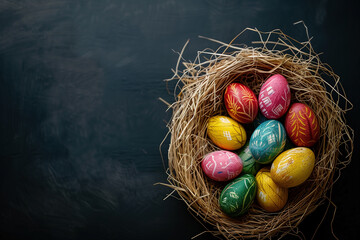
left=224, top=83, right=258, bottom=123
left=219, top=174, right=257, bottom=217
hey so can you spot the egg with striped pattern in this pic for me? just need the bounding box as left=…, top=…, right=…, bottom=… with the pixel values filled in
left=249, top=120, right=286, bottom=164
left=237, top=142, right=260, bottom=175
left=219, top=174, right=257, bottom=217
left=207, top=116, right=246, bottom=150
left=224, top=83, right=258, bottom=123
left=270, top=147, right=315, bottom=188
left=284, top=103, right=320, bottom=147
left=201, top=150, right=243, bottom=181
left=256, top=167, right=288, bottom=212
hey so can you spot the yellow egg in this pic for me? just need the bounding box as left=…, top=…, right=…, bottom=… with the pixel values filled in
left=207, top=116, right=246, bottom=150
left=256, top=168, right=288, bottom=212
left=270, top=147, right=315, bottom=188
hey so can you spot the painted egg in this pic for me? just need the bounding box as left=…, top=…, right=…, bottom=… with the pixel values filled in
left=224, top=83, right=259, bottom=123
left=256, top=168, right=288, bottom=212
left=270, top=147, right=315, bottom=188
left=258, top=74, right=291, bottom=119
left=201, top=150, right=243, bottom=181
left=253, top=111, right=268, bottom=128
left=284, top=103, right=320, bottom=147
left=237, top=142, right=260, bottom=175
left=219, top=174, right=257, bottom=217
left=249, top=120, right=286, bottom=164
left=207, top=116, right=246, bottom=150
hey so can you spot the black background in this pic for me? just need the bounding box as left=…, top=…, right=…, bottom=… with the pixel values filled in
left=1, top=0, right=359, bottom=239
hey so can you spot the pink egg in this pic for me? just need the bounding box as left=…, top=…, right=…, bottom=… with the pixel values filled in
left=258, top=74, right=291, bottom=119
left=201, top=150, right=243, bottom=181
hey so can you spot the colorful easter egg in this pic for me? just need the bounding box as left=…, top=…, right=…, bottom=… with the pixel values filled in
left=253, top=112, right=268, bottom=128
left=270, top=147, right=315, bottom=188
left=249, top=120, right=286, bottom=164
left=258, top=74, right=291, bottom=119
left=201, top=150, right=243, bottom=181
left=207, top=116, right=246, bottom=150
left=237, top=142, right=261, bottom=175
left=219, top=174, right=257, bottom=217
left=224, top=83, right=259, bottom=123
left=256, top=168, right=288, bottom=212
left=284, top=103, right=320, bottom=147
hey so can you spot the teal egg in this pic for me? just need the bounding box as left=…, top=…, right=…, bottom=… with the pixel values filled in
left=249, top=120, right=286, bottom=164
left=219, top=174, right=257, bottom=217
left=237, top=142, right=261, bottom=175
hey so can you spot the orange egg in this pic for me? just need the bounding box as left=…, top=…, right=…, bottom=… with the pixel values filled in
left=256, top=168, right=288, bottom=212
left=270, top=147, right=315, bottom=188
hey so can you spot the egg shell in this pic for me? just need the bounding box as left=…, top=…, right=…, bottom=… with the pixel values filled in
left=256, top=168, right=288, bottom=212
left=207, top=116, right=246, bottom=150
left=219, top=174, right=257, bottom=217
left=237, top=142, right=260, bottom=175
left=249, top=120, right=287, bottom=164
left=224, top=83, right=259, bottom=123
left=201, top=150, right=243, bottom=181
left=258, top=74, right=291, bottom=119
left=284, top=103, right=320, bottom=147
left=270, top=147, right=315, bottom=188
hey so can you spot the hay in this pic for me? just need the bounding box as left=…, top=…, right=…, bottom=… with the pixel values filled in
left=160, top=25, right=353, bottom=239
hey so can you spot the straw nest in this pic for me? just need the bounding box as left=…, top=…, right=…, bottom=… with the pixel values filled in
left=160, top=25, right=353, bottom=239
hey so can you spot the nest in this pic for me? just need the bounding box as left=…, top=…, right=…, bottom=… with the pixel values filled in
left=160, top=25, right=353, bottom=239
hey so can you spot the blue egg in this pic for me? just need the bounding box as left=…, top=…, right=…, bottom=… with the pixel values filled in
left=249, top=120, right=286, bottom=164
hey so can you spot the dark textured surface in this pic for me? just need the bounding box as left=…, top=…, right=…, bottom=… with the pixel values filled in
left=0, top=0, right=359, bottom=239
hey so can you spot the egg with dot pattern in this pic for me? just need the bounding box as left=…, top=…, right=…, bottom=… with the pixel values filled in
left=249, top=120, right=286, bottom=164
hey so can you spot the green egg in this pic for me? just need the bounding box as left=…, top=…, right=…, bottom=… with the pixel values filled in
left=219, top=174, right=257, bottom=217
left=238, top=142, right=261, bottom=175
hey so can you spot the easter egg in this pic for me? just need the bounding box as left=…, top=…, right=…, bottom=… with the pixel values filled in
left=237, top=142, right=260, bottom=175
left=270, top=147, right=315, bottom=188
left=258, top=74, right=291, bottom=119
left=201, top=150, right=243, bottom=181
left=284, top=103, right=320, bottom=147
left=224, top=83, right=259, bottom=123
left=256, top=168, right=288, bottom=212
left=249, top=120, right=286, bottom=164
left=219, top=174, right=257, bottom=217
left=207, top=116, right=246, bottom=150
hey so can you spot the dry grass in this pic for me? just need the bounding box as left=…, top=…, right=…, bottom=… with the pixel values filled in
left=160, top=24, right=353, bottom=239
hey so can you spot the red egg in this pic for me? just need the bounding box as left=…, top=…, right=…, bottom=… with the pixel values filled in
left=258, top=74, right=291, bottom=119
left=284, top=103, right=320, bottom=147
left=224, top=83, right=258, bottom=123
